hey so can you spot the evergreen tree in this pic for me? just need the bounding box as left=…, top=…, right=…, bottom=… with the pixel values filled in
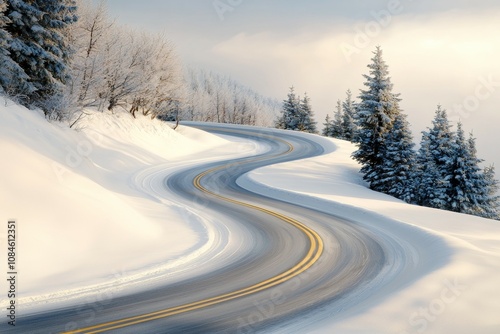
left=375, top=113, right=417, bottom=202
left=322, top=114, right=334, bottom=137
left=0, top=0, right=30, bottom=95
left=483, top=165, right=500, bottom=220
left=298, top=92, right=317, bottom=133
left=36, top=0, right=78, bottom=81
left=415, top=131, right=437, bottom=206
left=5, top=0, right=77, bottom=109
left=275, top=86, right=300, bottom=130
left=447, top=123, right=477, bottom=213
left=352, top=46, right=403, bottom=188
left=446, top=125, right=500, bottom=217
left=341, top=89, right=357, bottom=142
left=416, top=106, right=455, bottom=209
left=276, top=88, right=317, bottom=133
left=331, top=99, right=344, bottom=138
left=465, top=134, right=500, bottom=219
left=416, top=110, right=499, bottom=219
left=0, top=0, right=13, bottom=93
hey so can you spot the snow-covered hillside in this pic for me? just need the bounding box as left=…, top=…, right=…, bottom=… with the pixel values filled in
left=0, top=100, right=259, bottom=311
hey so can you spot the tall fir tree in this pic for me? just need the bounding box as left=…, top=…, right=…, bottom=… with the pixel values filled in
left=447, top=122, right=478, bottom=213
left=414, top=131, right=436, bottom=206
left=331, top=99, right=344, bottom=138
left=0, top=0, right=30, bottom=95
left=446, top=124, right=500, bottom=218
left=341, top=89, right=357, bottom=142
left=375, top=113, right=417, bottom=202
left=298, top=92, right=317, bottom=133
left=322, top=114, right=334, bottom=137
left=35, top=0, right=77, bottom=81
left=5, top=0, right=77, bottom=109
left=416, top=106, right=455, bottom=209
left=276, top=88, right=317, bottom=133
left=483, top=165, right=500, bottom=220
left=352, top=46, right=403, bottom=188
left=275, top=86, right=300, bottom=130
left=465, top=133, right=500, bottom=219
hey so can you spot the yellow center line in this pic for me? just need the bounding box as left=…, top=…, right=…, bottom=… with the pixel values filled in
left=63, top=131, right=324, bottom=334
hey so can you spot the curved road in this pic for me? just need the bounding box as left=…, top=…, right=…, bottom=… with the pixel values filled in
left=11, top=124, right=408, bottom=333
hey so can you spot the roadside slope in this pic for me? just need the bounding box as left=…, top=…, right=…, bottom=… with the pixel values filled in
left=243, top=134, right=500, bottom=334
left=0, top=102, right=254, bottom=311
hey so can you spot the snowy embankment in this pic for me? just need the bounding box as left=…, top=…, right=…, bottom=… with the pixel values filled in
left=241, top=134, right=500, bottom=334
left=0, top=101, right=261, bottom=312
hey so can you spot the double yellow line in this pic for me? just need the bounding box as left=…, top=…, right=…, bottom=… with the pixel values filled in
left=64, top=133, right=323, bottom=333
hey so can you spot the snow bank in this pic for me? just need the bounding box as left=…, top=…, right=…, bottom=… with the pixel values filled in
left=0, top=101, right=252, bottom=311
left=243, top=135, right=500, bottom=334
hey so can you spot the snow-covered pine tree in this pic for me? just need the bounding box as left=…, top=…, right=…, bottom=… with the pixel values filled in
left=375, top=113, right=417, bottom=202
left=298, top=92, right=317, bottom=133
left=331, top=99, right=344, bottom=138
left=322, top=114, right=334, bottom=137
left=5, top=0, right=77, bottom=110
left=0, top=1, right=7, bottom=57
left=483, top=165, right=500, bottom=220
left=352, top=46, right=403, bottom=188
left=414, top=131, right=436, bottom=206
left=341, top=89, right=357, bottom=142
left=447, top=122, right=478, bottom=213
left=416, top=106, right=455, bottom=209
left=5, top=0, right=46, bottom=101
left=463, top=133, right=500, bottom=219
left=0, top=0, right=32, bottom=97
left=446, top=125, right=500, bottom=219
left=276, top=86, right=301, bottom=130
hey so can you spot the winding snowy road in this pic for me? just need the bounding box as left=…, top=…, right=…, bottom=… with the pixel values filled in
left=12, top=124, right=430, bottom=333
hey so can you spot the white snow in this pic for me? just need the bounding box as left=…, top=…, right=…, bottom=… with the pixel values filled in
left=1, top=99, right=499, bottom=333
left=0, top=100, right=262, bottom=312
left=241, top=134, right=500, bottom=334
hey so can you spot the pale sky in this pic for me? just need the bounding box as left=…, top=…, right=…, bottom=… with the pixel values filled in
left=105, top=0, right=500, bottom=169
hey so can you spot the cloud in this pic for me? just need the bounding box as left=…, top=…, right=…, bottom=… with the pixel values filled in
left=211, top=9, right=500, bottom=167
left=105, top=0, right=500, bottom=169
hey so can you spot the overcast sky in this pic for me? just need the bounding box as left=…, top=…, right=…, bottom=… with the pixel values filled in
left=105, top=0, right=500, bottom=169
